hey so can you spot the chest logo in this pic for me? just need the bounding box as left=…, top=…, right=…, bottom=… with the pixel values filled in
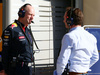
left=19, top=36, right=25, bottom=39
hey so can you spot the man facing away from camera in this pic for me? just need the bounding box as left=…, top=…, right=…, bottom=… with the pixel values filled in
left=54, top=7, right=99, bottom=75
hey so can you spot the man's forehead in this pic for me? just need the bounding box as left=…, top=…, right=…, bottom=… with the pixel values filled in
left=25, top=5, right=34, bottom=11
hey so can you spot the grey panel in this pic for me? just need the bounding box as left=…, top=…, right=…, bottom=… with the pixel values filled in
left=51, top=0, right=71, bottom=68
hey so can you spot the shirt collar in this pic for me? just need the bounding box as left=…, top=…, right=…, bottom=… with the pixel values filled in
left=69, top=26, right=83, bottom=32
left=15, top=20, right=25, bottom=27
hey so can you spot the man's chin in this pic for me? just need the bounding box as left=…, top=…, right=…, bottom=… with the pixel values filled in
left=28, top=22, right=31, bottom=24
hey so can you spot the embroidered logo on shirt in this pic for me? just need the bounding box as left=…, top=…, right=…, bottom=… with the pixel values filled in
left=4, top=36, right=9, bottom=38
left=19, top=36, right=25, bottom=39
left=10, top=23, right=18, bottom=29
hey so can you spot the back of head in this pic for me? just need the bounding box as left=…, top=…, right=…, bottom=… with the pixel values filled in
left=67, top=8, right=84, bottom=25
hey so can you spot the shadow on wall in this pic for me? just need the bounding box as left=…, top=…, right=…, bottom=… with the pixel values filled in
left=51, top=0, right=73, bottom=69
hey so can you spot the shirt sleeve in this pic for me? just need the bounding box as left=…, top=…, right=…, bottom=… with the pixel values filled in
left=89, top=39, right=99, bottom=68
left=2, top=27, right=12, bottom=74
left=56, top=35, right=72, bottom=75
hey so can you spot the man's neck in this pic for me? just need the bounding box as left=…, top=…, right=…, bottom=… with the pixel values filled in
left=70, top=25, right=81, bottom=29
left=18, top=19, right=27, bottom=28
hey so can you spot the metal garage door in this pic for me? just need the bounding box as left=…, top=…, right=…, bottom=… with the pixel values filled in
left=32, top=0, right=72, bottom=74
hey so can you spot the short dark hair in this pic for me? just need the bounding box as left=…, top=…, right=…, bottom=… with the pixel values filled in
left=67, top=8, right=83, bottom=25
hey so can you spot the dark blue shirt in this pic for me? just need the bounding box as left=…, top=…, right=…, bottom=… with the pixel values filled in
left=2, top=20, right=33, bottom=73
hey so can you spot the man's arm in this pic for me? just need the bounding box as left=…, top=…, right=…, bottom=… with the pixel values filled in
left=2, top=27, right=12, bottom=74
left=89, top=39, right=99, bottom=68
left=56, top=35, right=72, bottom=75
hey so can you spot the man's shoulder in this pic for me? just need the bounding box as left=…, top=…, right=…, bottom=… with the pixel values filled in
left=6, top=22, right=19, bottom=30
left=63, top=33, right=74, bottom=39
left=3, top=22, right=19, bottom=34
left=10, top=22, right=18, bottom=29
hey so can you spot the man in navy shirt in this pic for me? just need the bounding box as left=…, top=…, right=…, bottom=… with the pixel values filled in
left=2, top=3, right=35, bottom=75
